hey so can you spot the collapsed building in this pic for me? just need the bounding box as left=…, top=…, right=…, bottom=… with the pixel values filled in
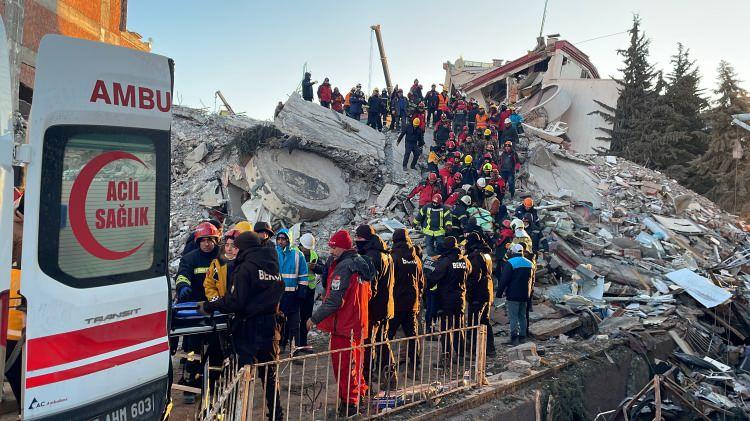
left=444, top=35, right=619, bottom=154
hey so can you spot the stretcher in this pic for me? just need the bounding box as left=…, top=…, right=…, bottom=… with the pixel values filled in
left=169, top=301, right=230, bottom=338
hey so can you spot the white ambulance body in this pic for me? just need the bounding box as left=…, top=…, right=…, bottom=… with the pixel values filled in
left=1, top=23, right=173, bottom=420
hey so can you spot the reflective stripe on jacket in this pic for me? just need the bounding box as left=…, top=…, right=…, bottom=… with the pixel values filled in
left=413, top=204, right=452, bottom=237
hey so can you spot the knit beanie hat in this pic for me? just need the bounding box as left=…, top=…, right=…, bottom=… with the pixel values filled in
left=355, top=224, right=375, bottom=241
left=328, top=230, right=353, bottom=249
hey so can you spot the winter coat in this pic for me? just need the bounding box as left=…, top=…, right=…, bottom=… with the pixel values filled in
left=425, top=90, right=439, bottom=109
left=498, top=151, right=521, bottom=172
left=475, top=113, right=489, bottom=130
left=466, top=243, right=493, bottom=305
left=204, top=253, right=236, bottom=301
left=437, top=93, right=449, bottom=112
left=398, top=124, right=424, bottom=146
left=317, top=83, right=332, bottom=102
left=461, top=164, right=478, bottom=186
left=408, top=181, right=444, bottom=207
left=367, top=95, right=383, bottom=115
left=498, top=253, right=535, bottom=301
left=349, top=94, right=366, bottom=115
left=426, top=247, right=471, bottom=313
left=312, top=250, right=372, bottom=339
left=501, top=126, right=519, bottom=145
left=414, top=204, right=452, bottom=237
left=204, top=245, right=284, bottom=319
left=276, top=228, right=309, bottom=313
left=358, top=235, right=395, bottom=322
left=390, top=237, right=424, bottom=313
left=176, top=246, right=219, bottom=302
left=434, top=120, right=451, bottom=142
left=302, top=76, right=315, bottom=101
left=515, top=204, right=539, bottom=222
left=332, top=92, right=345, bottom=111
left=450, top=202, right=470, bottom=228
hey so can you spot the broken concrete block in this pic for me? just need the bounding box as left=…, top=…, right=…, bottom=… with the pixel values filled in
left=245, top=148, right=350, bottom=222
left=506, top=342, right=538, bottom=361
left=506, top=360, right=532, bottom=375
left=184, top=142, right=209, bottom=169
left=525, top=355, right=542, bottom=368
left=529, top=316, right=582, bottom=340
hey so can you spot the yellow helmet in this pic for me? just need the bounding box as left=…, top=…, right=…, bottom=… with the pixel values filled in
left=412, top=117, right=421, bottom=127
left=234, top=221, right=252, bottom=233
left=464, top=155, right=473, bottom=165
left=484, top=129, right=491, bottom=136
left=483, top=185, right=495, bottom=193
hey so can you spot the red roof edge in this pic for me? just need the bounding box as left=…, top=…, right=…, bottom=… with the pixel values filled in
left=553, top=40, right=600, bottom=78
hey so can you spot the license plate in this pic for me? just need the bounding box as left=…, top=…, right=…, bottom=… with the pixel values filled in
left=88, top=394, right=156, bottom=421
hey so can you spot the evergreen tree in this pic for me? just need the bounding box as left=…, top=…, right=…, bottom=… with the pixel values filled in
left=607, top=15, right=658, bottom=164
left=684, top=61, right=750, bottom=215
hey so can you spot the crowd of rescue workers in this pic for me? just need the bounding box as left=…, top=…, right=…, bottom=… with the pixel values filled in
left=176, top=74, right=539, bottom=419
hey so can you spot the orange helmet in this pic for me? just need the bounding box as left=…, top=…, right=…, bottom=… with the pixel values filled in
left=523, top=197, right=534, bottom=208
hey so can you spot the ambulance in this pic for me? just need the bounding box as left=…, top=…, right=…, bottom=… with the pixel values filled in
left=1, top=17, right=173, bottom=420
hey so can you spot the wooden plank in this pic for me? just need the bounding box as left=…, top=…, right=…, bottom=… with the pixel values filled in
left=668, top=330, right=696, bottom=356
left=171, top=383, right=202, bottom=394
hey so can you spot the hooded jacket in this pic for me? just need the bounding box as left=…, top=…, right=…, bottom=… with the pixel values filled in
left=390, top=231, right=424, bottom=313
left=317, top=82, right=332, bottom=102
left=204, top=245, right=284, bottom=319
left=312, top=250, right=372, bottom=339
left=426, top=246, right=471, bottom=313
left=276, top=228, right=309, bottom=313
left=498, top=253, right=535, bottom=301
left=302, top=74, right=315, bottom=101
left=358, top=235, right=395, bottom=321
left=466, top=238, right=494, bottom=305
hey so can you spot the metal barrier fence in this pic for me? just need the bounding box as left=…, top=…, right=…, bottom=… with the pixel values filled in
left=199, top=318, right=488, bottom=420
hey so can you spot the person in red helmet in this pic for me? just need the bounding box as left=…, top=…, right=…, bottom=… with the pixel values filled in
left=445, top=171, right=463, bottom=197
left=308, top=230, right=372, bottom=417
left=458, top=126, right=469, bottom=144
left=407, top=172, right=444, bottom=207
left=434, top=112, right=452, bottom=146
left=439, top=158, right=456, bottom=186
left=413, top=194, right=452, bottom=257
left=499, top=141, right=521, bottom=198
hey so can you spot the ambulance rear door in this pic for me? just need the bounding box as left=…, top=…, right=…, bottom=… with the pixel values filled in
left=20, top=35, right=173, bottom=420
left=0, top=15, right=14, bottom=384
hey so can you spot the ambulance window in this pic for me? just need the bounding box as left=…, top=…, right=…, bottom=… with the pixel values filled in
left=38, top=126, right=169, bottom=288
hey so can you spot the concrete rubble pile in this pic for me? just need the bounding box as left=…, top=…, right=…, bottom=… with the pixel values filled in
left=510, top=136, right=750, bottom=416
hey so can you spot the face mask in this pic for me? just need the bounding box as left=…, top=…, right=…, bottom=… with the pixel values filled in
left=355, top=240, right=368, bottom=254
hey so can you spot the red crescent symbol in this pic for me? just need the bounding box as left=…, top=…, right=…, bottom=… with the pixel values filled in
left=68, top=151, right=148, bottom=260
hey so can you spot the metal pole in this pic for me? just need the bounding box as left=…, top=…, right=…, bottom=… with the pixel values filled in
left=539, top=0, right=549, bottom=38
left=370, top=25, right=393, bottom=95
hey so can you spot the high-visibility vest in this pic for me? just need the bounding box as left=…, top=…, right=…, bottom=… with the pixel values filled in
left=476, top=114, right=489, bottom=129
left=438, top=94, right=449, bottom=111
left=306, top=250, right=319, bottom=290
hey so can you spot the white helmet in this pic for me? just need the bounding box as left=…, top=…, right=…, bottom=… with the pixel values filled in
left=462, top=184, right=472, bottom=192
left=299, top=233, right=316, bottom=250
left=510, top=218, right=524, bottom=231
left=460, top=195, right=472, bottom=206
left=504, top=118, right=512, bottom=125
left=477, top=178, right=487, bottom=188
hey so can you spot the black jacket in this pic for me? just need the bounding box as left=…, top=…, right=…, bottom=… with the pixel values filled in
left=368, top=96, right=383, bottom=114
left=498, top=253, right=535, bottom=301
left=466, top=244, right=494, bottom=305
left=426, top=248, right=471, bottom=313
left=501, top=126, right=519, bottom=145
left=176, top=246, right=219, bottom=302
left=398, top=124, right=424, bottom=146
left=359, top=235, right=395, bottom=321
left=425, top=90, right=439, bottom=109
left=204, top=245, right=284, bottom=319
left=390, top=238, right=424, bottom=313
left=515, top=204, right=539, bottom=222
left=302, top=77, right=314, bottom=101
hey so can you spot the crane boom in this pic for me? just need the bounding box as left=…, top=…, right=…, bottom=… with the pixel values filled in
left=370, top=24, right=393, bottom=95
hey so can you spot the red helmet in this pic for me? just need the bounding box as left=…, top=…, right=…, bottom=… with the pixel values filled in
left=194, top=222, right=221, bottom=243
left=432, top=193, right=443, bottom=203
left=428, top=172, right=438, bottom=182
left=446, top=140, right=456, bottom=149
left=449, top=132, right=455, bottom=140
left=224, top=229, right=241, bottom=240
left=447, top=157, right=456, bottom=165
left=453, top=151, right=462, bottom=159
left=483, top=152, right=492, bottom=159
left=453, top=172, right=463, bottom=181
left=463, top=126, right=469, bottom=132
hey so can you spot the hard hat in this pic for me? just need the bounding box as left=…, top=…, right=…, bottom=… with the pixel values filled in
left=464, top=155, right=473, bottom=165
left=453, top=151, right=462, bottom=159
left=224, top=229, right=241, bottom=240
left=234, top=221, right=252, bottom=233
left=428, top=172, right=438, bottom=182
left=447, top=157, right=456, bottom=165
left=484, top=185, right=495, bottom=193
left=482, top=163, right=493, bottom=172
left=446, top=140, right=456, bottom=149
left=453, top=172, right=463, bottom=181
left=194, top=222, right=221, bottom=243
left=449, top=132, right=455, bottom=140
left=504, top=118, right=512, bottom=125
left=462, top=184, right=472, bottom=191
left=299, top=233, right=316, bottom=250
left=510, top=243, right=524, bottom=254
left=510, top=218, right=524, bottom=231
left=484, top=129, right=491, bottom=136
left=523, top=197, right=534, bottom=208
left=460, top=195, right=472, bottom=206
left=413, top=117, right=421, bottom=127
left=504, top=141, right=513, bottom=147
left=502, top=219, right=512, bottom=228
left=432, top=193, right=443, bottom=204
left=477, top=178, right=487, bottom=188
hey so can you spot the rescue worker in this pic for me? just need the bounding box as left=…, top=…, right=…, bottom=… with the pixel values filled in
left=483, top=185, right=501, bottom=218
left=397, top=117, right=424, bottom=171
left=460, top=155, right=477, bottom=187
left=465, top=232, right=496, bottom=358
left=468, top=178, right=487, bottom=207
left=407, top=172, right=443, bottom=207
left=427, top=144, right=446, bottom=173
left=182, top=218, right=222, bottom=256
left=302, top=72, right=316, bottom=102
left=498, top=142, right=521, bottom=198
left=425, top=84, right=439, bottom=126
left=332, top=87, right=345, bottom=113
left=509, top=106, right=524, bottom=130
left=449, top=194, right=472, bottom=236
left=515, top=197, right=539, bottom=221
left=426, top=237, right=471, bottom=364
left=475, top=106, right=489, bottom=133
left=501, top=117, right=519, bottom=146
left=307, top=230, right=372, bottom=418
left=317, top=77, right=332, bottom=108
left=355, top=224, right=396, bottom=388
left=434, top=113, right=452, bottom=146
left=349, top=88, right=366, bottom=121
left=204, top=228, right=241, bottom=302
left=413, top=194, right=452, bottom=257
left=467, top=100, right=479, bottom=135
left=437, top=89, right=450, bottom=121
left=367, top=88, right=384, bottom=131
left=380, top=89, right=390, bottom=127
left=388, top=229, right=424, bottom=370
left=198, top=231, right=285, bottom=420
left=344, top=87, right=355, bottom=116
left=298, top=233, right=322, bottom=353
left=497, top=243, right=535, bottom=345
left=410, top=78, right=423, bottom=101
left=509, top=218, right=534, bottom=256
left=275, top=229, right=309, bottom=354
left=175, top=222, right=221, bottom=403
left=254, top=221, right=275, bottom=247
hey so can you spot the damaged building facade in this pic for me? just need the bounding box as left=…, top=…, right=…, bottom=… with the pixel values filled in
left=444, top=35, right=619, bottom=154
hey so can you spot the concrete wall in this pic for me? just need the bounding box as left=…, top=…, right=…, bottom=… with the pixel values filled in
left=555, top=78, right=619, bottom=154
left=1, top=0, right=149, bottom=89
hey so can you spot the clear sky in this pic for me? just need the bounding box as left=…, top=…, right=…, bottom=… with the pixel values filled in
left=128, top=0, right=748, bottom=120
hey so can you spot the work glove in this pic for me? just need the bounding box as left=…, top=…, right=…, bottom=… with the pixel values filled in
left=196, top=301, right=209, bottom=316
left=176, top=284, right=192, bottom=302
